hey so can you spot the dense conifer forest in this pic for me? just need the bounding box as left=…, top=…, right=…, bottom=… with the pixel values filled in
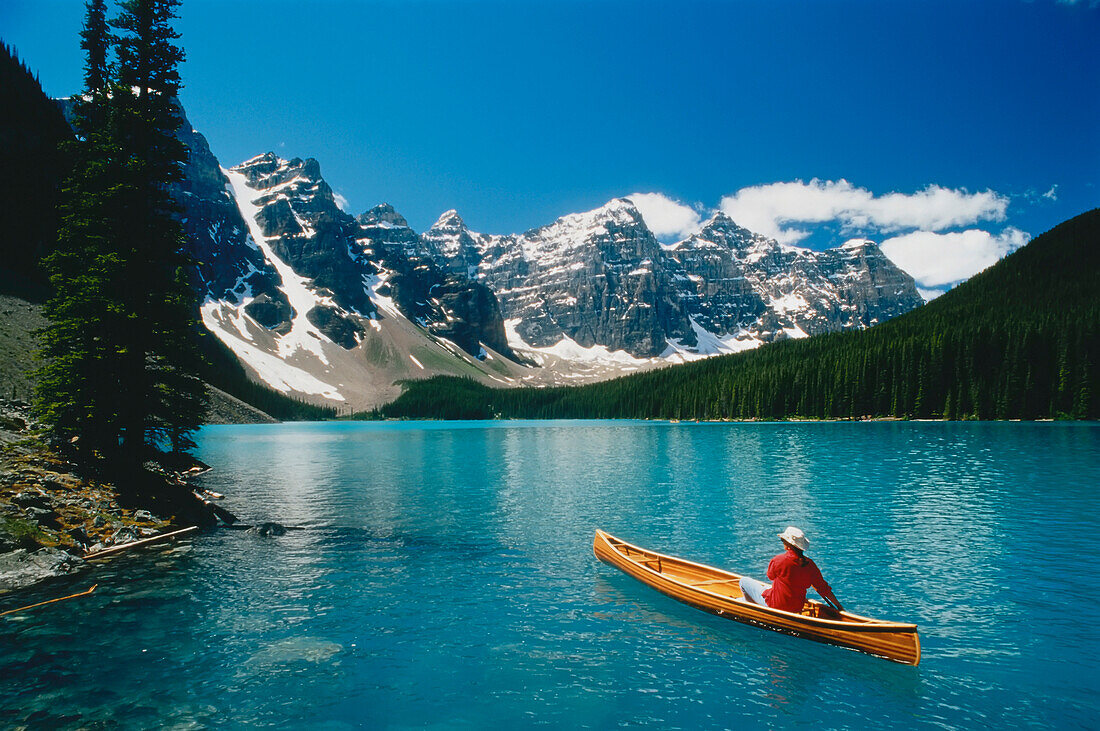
left=0, top=42, right=73, bottom=297
left=381, top=208, right=1100, bottom=421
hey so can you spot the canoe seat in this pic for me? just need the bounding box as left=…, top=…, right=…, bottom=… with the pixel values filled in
left=688, top=578, right=738, bottom=586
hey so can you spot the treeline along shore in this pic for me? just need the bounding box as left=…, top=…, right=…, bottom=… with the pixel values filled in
left=379, top=209, right=1100, bottom=421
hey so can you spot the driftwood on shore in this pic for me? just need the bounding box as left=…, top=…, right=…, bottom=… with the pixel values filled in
left=84, top=525, right=199, bottom=560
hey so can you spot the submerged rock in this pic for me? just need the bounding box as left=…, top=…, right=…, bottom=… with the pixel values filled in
left=247, top=522, right=287, bottom=537
left=244, top=636, right=342, bottom=668
left=0, top=547, right=84, bottom=592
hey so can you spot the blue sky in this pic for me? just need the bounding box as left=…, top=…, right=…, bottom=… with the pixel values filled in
left=2, top=0, right=1097, bottom=293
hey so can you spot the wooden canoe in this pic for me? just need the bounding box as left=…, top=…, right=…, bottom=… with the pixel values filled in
left=593, top=529, right=920, bottom=665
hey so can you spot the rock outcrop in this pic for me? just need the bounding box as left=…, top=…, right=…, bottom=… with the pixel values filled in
left=232, top=153, right=375, bottom=320
left=664, top=213, right=925, bottom=345
left=407, top=200, right=923, bottom=358
left=0, top=547, right=84, bottom=592
left=356, top=203, right=515, bottom=359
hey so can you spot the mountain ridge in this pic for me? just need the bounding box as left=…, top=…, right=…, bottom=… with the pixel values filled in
left=381, top=208, right=1100, bottom=421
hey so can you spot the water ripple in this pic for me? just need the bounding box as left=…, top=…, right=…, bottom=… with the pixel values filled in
left=1, top=421, right=1097, bottom=728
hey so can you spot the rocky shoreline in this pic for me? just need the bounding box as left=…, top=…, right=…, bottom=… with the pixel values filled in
left=0, top=399, right=229, bottom=594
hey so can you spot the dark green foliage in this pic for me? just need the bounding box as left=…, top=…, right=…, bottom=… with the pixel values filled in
left=35, top=1, right=126, bottom=461
left=80, top=0, right=110, bottom=97
left=384, top=209, right=1100, bottom=421
left=0, top=42, right=73, bottom=296
left=35, top=0, right=205, bottom=470
left=108, top=0, right=203, bottom=458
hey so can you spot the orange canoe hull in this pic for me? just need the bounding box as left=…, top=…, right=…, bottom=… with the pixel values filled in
left=594, top=529, right=920, bottom=665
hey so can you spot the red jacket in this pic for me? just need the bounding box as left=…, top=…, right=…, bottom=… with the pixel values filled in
left=762, top=548, right=833, bottom=613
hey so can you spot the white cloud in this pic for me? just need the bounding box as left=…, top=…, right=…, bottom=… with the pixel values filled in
left=333, top=191, right=350, bottom=212
left=627, top=192, right=703, bottom=240
left=1042, top=185, right=1059, bottom=201
left=918, top=288, right=946, bottom=302
left=718, top=179, right=1009, bottom=245
left=879, top=227, right=1030, bottom=288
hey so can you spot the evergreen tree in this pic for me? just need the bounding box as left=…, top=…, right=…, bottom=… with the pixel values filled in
left=110, top=0, right=204, bottom=463
left=36, top=0, right=204, bottom=472
left=0, top=42, right=73, bottom=294
left=35, top=0, right=124, bottom=462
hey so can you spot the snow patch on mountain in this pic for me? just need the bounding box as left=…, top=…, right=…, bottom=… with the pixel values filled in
left=662, top=318, right=764, bottom=361
left=225, top=168, right=334, bottom=365
left=199, top=303, right=346, bottom=400
left=505, top=319, right=647, bottom=366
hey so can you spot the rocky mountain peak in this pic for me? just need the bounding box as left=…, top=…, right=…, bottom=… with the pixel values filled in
left=431, top=209, right=467, bottom=231
left=678, top=211, right=770, bottom=253
left=840, top=238, right=875, bottom=250
left=521, top=198, right=652, bottom=257
left=592, top=197, right=646, bottom=226
left=358, top=203, right=410, bottom=229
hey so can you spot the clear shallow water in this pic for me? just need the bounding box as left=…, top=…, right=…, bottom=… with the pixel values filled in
left=3, top=421, right=1099, bottom=729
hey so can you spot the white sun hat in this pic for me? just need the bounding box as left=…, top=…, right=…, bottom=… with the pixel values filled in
left=778, top=526, right=809, bottom=551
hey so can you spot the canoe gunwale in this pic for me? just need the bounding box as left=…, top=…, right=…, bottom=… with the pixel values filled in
left=594, top=529, right=921, bottom=665
left=598, top=534, right=915, bottom=628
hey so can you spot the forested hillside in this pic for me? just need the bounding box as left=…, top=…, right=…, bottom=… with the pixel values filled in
left=381, top=208, right=1100, bottom=421
left=0, top=42, right=73, bottom=298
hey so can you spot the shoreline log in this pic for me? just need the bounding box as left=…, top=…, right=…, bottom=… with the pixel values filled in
left=84, top=526, right=199, bottom=560
left=0, top=583, right=98, bottom=617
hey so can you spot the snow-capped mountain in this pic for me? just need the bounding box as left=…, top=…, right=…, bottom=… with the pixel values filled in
left=415, top=200, right=924, bottom=360
left=192, top=150, right=526, bottom=408
left=168, top=113, right=922, bottom=408
left=663, top=212, right=925, bottom=349
left=424, top=199, right=693, bottom=357
left=356, top=204, right=515, bottom=359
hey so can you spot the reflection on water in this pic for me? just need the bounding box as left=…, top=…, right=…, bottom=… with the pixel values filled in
left=1, top=421, right=1097, bottom=729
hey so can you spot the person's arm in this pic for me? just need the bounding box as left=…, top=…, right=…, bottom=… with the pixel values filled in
left=811, top=563, right=844, bottom=611
left=817, top=581, right=844, bottom=612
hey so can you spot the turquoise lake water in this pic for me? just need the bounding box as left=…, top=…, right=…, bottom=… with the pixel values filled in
left=3, top=421, right=1099, bottom=728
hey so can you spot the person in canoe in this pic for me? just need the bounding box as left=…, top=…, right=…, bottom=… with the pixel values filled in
left=739, top=526, right=844, bottom=613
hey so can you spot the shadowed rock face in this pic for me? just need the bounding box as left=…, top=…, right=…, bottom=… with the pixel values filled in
left=355, top=204, right=515, bottom=360
left=242, top=294, right=294, bottom=333
left=428, top=279, right=512, bottom=356
left=233, top=153, right=374, bottom=320
left=306, top=305, right=362, bottom=350
left=172, top=110, right=291, bottom=328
